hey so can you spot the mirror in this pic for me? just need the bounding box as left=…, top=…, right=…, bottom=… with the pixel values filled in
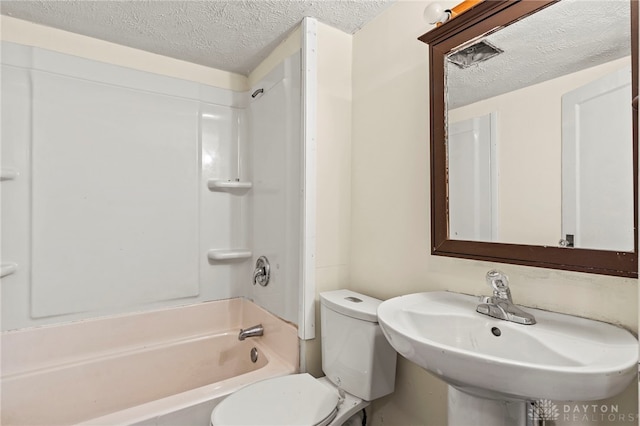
left=420, top=0, right=638, bottom=277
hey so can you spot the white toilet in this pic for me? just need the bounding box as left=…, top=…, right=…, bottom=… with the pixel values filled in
left=210, top=289, right=397, bottom=426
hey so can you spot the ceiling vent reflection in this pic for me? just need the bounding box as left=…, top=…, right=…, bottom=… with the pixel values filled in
left=448, top=40, right=503, bottom=69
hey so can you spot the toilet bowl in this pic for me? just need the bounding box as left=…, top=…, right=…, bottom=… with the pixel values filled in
left=210, top=290, right=397, bottom=426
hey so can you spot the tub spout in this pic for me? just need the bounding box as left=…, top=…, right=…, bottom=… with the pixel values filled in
left=238, top=324, right=264, bottom=341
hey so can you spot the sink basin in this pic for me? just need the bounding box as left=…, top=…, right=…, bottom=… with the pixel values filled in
left=377, top=291, right=638, bottom=401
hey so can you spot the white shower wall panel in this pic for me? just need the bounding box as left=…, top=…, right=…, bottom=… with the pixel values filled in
left=249, top=52, right=302, bottom=325
left=30, top=70, right=200, bottom=317
left=1, top=42, right=249, bottom=329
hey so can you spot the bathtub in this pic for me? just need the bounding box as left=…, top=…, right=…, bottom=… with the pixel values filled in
left=1, top=298, right=298, bottom=425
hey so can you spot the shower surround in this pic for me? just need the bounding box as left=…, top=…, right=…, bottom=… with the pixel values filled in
left=1, top=40, right=303, bottom=330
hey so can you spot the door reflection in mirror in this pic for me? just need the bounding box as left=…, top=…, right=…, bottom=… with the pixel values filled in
left=561, top=65, right=634, bottom=251
left=448, top=113, right=496, bottom=242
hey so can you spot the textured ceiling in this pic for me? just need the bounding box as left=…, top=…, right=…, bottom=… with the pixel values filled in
left=447, top=0, right=631, bottom=108
left=0, top=0, right=394, bottom=75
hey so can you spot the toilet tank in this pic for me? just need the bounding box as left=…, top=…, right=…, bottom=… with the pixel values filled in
left=320, top=290, right=397, bottom=401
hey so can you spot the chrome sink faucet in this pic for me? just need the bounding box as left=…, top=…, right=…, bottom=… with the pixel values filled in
left=476, top=270, right=536, bottom=325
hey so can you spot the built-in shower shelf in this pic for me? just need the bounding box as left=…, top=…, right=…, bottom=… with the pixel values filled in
left=1, top=168, right=18, bottom=181
left=207, top=180, right=253, bottom=190
left=207, top=249, right=252, bottom=261
left=1, top=263, right=18, bottom=278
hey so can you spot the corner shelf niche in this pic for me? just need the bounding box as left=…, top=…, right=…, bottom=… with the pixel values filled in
left=207, top=179, right=252, bottom=191
left=207, top=249, right=252, bottom=261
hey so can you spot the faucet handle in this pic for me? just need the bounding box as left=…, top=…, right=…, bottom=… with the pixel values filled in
left=253, top=256, right=270, bottom=287
left=486, top=269, right=512, bottom=301
left=486, top=269, right=509, bottom=291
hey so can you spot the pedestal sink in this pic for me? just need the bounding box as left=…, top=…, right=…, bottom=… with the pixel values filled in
left=377, top=291, right=638, bottom=426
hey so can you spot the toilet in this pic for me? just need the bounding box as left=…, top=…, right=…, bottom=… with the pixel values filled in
left=210, top=289, right=397, bottom=426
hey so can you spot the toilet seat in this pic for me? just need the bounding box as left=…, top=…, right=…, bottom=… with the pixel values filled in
left=211, top=373, right=340, bottom=426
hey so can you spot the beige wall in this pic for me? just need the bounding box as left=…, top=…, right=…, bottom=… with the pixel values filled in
left=1, top=16, right=248, bottom=91
left=351, top=1, right=638, bottom=425
left=248, top=25, right=301, bottom=87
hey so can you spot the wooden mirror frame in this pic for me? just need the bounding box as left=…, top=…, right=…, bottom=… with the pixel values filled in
left=420, top=0, right=639, bottom=278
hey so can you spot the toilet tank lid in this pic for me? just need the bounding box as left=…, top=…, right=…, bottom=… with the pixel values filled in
left=320, top=289, right=382, bottom=322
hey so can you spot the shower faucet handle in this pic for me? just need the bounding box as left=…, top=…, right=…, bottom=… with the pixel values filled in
left=253, top=256, right=270, bottom=286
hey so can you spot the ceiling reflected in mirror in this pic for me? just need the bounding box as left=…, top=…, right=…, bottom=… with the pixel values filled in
left=447, top=0, right=630, bottom=109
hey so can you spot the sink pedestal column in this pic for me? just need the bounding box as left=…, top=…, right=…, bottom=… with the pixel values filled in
left=448, top=387, right=532, bottom=426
